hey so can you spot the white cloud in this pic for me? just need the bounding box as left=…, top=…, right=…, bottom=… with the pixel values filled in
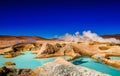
left=59, top=30, right=120, bottom=44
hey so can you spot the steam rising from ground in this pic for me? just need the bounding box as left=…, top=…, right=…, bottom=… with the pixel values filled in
left=59, top=31, right=120, bottom=44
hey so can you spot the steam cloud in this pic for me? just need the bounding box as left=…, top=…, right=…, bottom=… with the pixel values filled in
left=59, top=30, right=120, bottom=44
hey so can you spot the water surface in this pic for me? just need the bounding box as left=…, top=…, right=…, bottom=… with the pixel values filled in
left=0, top=51, right=56, bottom=68
left=110, top=56, right=120, bottom=60
left=0, top=51, right=120, bottom=76
left=72, top=58, right=120, bottom=76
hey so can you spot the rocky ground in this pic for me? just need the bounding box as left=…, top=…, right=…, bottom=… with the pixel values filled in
left=37, top=57, right=110, bottom=76
left=0, top=35, right=120, bottom=76
left=1, top=40, right=120, bottom=69
left=0, top=66, right=35, bottom=76
left=0, top=58, right=110, bottom=76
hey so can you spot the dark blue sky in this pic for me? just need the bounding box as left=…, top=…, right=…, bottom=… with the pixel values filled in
left=0, top=0, right=120, bottom=38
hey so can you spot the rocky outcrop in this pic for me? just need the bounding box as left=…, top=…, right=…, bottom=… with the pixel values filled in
left=36, top=43, right=81, bottom=59
left=0, top=43, right=42, bottom=58
left=102, top=34, right=120, bottom=40
left=1, top=40, right=120, bottom=69
left=34, top=58, right=110, bottom=76
left=4, top=62, right=16, bottom=66
left=92, top=55, right=120, bottom=69
left=0, top=66, right=36, bottom=76
left=0, top=47, right=13, bottom=55
left=3, top=51, right=22, bottom=58
left=13, top=43, right=34, bottom=51
left=101, top=58, right=120, bottom=69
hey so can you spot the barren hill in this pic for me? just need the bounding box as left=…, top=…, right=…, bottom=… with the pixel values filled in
left=102, top=34, right=120, bottom=40
left=0, top=35, right=46, bottom=41
left=0, top=35, right=47, bottom=48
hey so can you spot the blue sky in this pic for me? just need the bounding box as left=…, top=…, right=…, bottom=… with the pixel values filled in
left=0, top=0, right=120, bottom=38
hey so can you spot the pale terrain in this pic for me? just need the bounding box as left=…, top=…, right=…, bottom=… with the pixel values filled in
left=1, top=40, right=120, bottom=69
left=0, top=34, right=120, bottom=76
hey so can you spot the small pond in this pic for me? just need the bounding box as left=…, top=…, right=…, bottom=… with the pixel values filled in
left=71, top=58, right=120, bottom=76
left=0, top=51, right=69, bottom=69
left=110, top=56, right=120, bottom=60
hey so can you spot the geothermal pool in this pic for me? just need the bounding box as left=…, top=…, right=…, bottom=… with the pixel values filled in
left=0, top=51, right=70, bottom=68
left=110, top=56, right=120, bottom=60
left=0, top=51, right=57, bottom=68
left=72, top=58, right=120, bottom=76
left=0, top=51, right=120, bottom=76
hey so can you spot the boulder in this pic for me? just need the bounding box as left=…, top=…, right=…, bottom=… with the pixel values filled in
left=4, top=62, right=16, bottom=66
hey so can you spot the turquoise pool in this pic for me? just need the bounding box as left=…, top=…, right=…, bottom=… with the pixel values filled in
left=71, top=58, right=120, bottom=76
left=0, top=51, right=120, bottom=76
left=110, top=56, right=120, bottom=60
left=0, top=51, right=57, bottom=68
left=0, top=51, right=70, bottom=69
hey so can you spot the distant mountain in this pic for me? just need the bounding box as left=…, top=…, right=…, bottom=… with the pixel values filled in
left=102, top=34, right=120, bottom=40
left=1, top=34, right=120, bottom=41
left=49, top=38, right=59, bottom=40
left=0, top=35, right=47, bottom=41
left=0, top=35, right=49, bottom=48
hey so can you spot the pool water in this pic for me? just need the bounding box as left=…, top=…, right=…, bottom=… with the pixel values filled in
left=0, top=51, right=58, bottom=69
left=110, top=56, right=120, bottom=60
left=71, top=58, right=120, bottom=76
left=0, top=51, right=120, bottom=76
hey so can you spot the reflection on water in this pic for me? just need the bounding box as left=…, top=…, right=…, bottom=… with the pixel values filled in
left=72, top=58, right=88, bottom=65
left=72, top=58, right=120, bottom=76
